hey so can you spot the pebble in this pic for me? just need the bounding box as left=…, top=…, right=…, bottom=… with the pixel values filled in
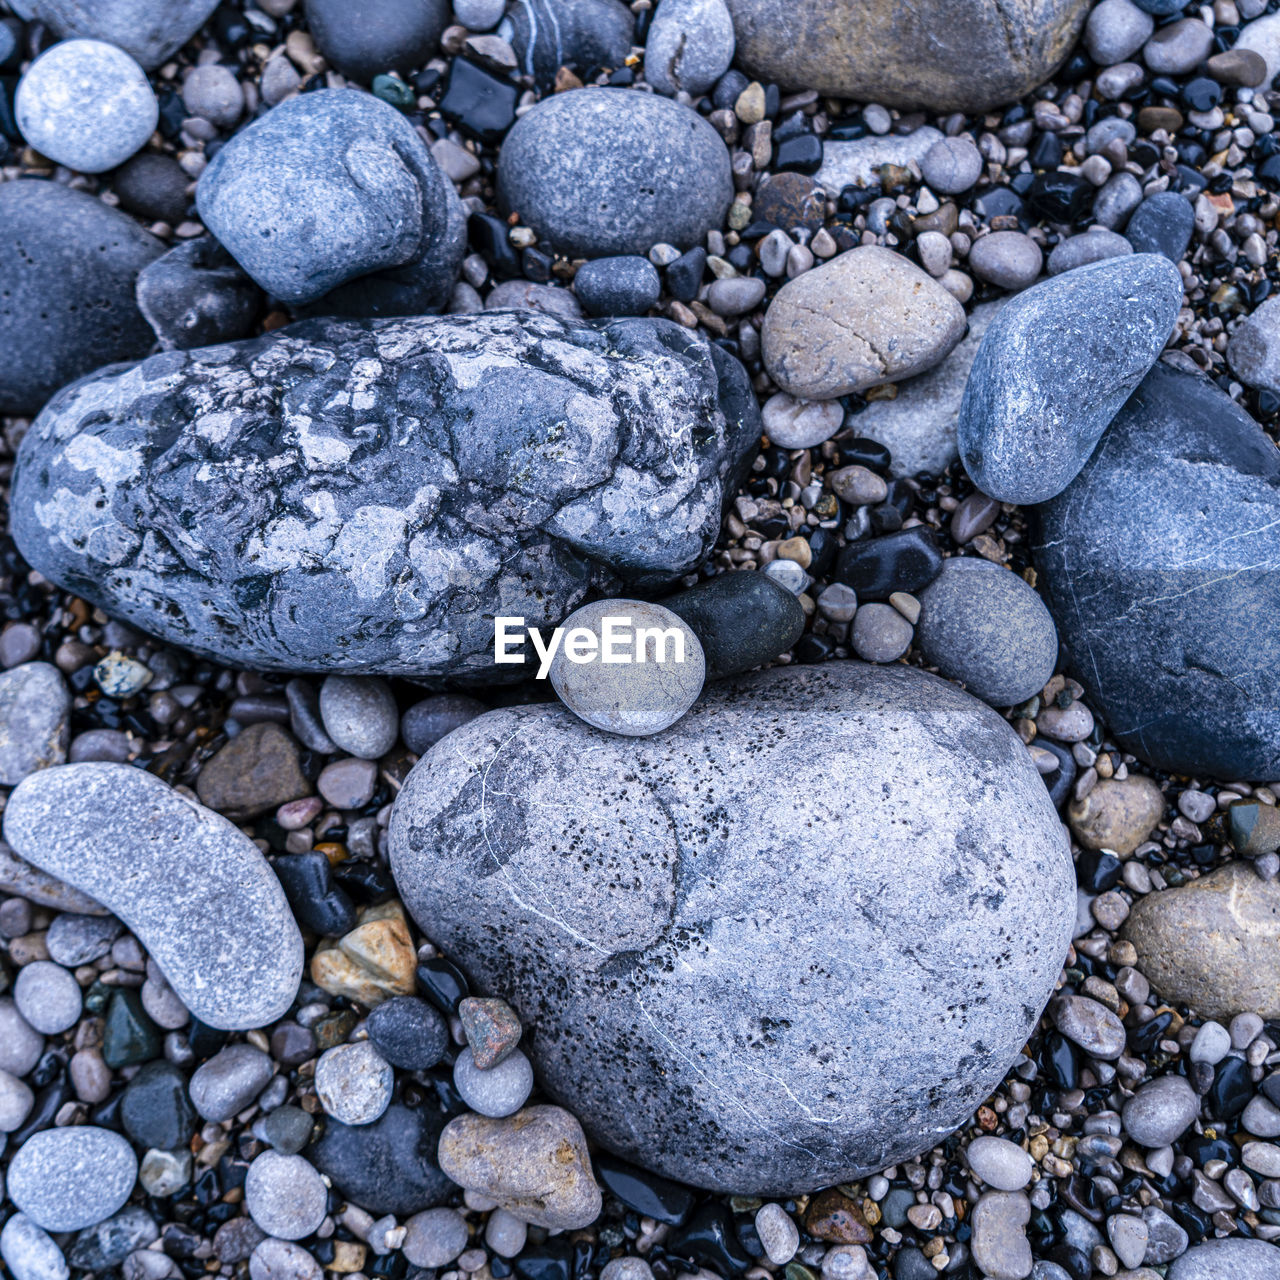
left=0, top=663, right=70, bottom=786
left=644, top=0, right=735, bottom=95
left=315, top=1041, right=395, bottom=1125
left=0, top=1069, right=33, bottom=1132
left=457, top=995, right=523, bottom=1069
left=834, top=527, right=943, bottom=601
left=403, top=1207, right=470, bottom=1268
left=502, top=0, right=633, bottom=87
left=850, top=602, right=913, bottom=663
left=967, top=230, right=1044, bottom=292
left=1189, top=1020, right=1232, bottom=1064
left=0, top=999, right=44, bottom=1078
left=304, top=0, right=449, bottom=80
left=756, top=1202, right=801, bottom=1264
left=486, top=1207, right=529, bottom=1257
left=966, top=1135, right=1035, bottom=1191
left=182, top=63, right=242, bottom=128
left=1047, top=228, right=1133, bottom=275
left=363, top=995, right=448, bottom=1071
left=1125, top=191, right=1196, bottom=261
left=1235, top=11, right=1280, bottom=86
left=189, top=1044, right=275, bottom=1121
left=401, top=695, right=486, bottom=754
left=919, top=137, right=984, bottom=193
left=7, top=1126, right=137, bottom=1231
left=1067, top=775, right=1164, bottom=856
left=13, top=960, right=81, bottom=1034
left=1228, top=294, right=1280, bottom=394
left=761, top=392, right=845, bottom=447
left=112, top=151, right=192, bottom=225
left=1107, top=1215, right=1150, bottom=1270
left=1, top=1215, right=69, bottom=1280
left=574, top=256, right=662, bottom=316
left=16, top=39, right=158, bottom=172
left=1123, top=1074, right=1199, bottom=1146
left=454, top=1046, right=534, bottom=1117
left=196, top=722, right=310, bottom=820
left=138, top=1148, right=192, bottom=1197
left=1168, top=1238, right=1280, bottom=1278
left=1050, top=993, right=1127, bottom=1058
left=707, top=276, right=767, bottom=317
left=250, top=1238, right=324, bottom=1280
left=136, top=237, right=260, bottom=351
left=120, top=1060, right=197, bottom=1151
left=970, top=1191, right=1033, bottom=1280
left=317, top=756, right=378, bottom=810
left=813, top=128, right=944, bottom=191
left=455, top=0, right=506, bottom=27
left=0, top=625, right=41, bottom=670
left=318, top=677, right=399, bottom=759
left=1143, top=17, right=1214, bottom=73
left=1085, top=0, right=1154, bottom=64
left=244, top=1150, right=328, bottom=1240
left=261, top=1103, right=314, bottom=1154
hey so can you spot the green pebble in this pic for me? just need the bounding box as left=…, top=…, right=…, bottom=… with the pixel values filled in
left=786, top=1263, right=817, bottom=1280
left=102, top=988, right=162, bottom=1069
left=372, top=74, right=415, bottom=110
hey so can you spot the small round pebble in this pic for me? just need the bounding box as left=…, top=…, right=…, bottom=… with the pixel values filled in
left=574, top=256, right=662, bottom=317
left=182, top=64, right=243, bottom=128
left=966, top=1135, right=1034, bottom=1190
left=707, top=276, right=767, bottom=317
left=47, top=912, right=122, bottom=966
left=404, top=1207, right=470, bottom=1268
left=486, top=1208, right=528, bottom=1258
left=250, top=1237, right=323, bottom=1280
left=851, top=602, right=913, bottom=663
left=367, top=995, right=449, bottom=1069
left=920, top=137, right=984, bottom=194
left=755, top=1202, right=800, bottom=1265
left=189, top=1043, right=274, bottom=1122
left=244, top=1151, right=328, bottom=1241
left=1189, top=1020, right=1232, bottom=1064
left=316, top=757, right=378, bottom=809
left=7, top=1126, right=138, bottom=1231
left=1, top=1214, right=69, bottom=1280
left=968, top=231, right=1043, bottom=291
left=13, top=960, right=82, bottom=1034
left=455, top=0, right=506, bottom=27
left=401, top=694, right=485, bottom=754
left=452, top=1045, right=534, bottom=1117
left=1123, top=1074, right=1199, bottom=1146
left=319, top=676, right=399, bottom=759
left=761, top=392, right=844, bottom=448
left=314, top=1041, right=394, bottom=1126
left=0, top=1068, right=33, bottom=1132
left=0, top=999, right=44, bottom=1077
left=261, top=1103, right=315, bottom=1155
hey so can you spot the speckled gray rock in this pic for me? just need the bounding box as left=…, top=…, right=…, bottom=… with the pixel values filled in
left=1034, top=363, right=1280, bottom=779
left=644, top=0, right=735, bottom=95
left=1125, top=190, right=1196, bottom=261
left=389, top=661, right=1075, bottom=1194
left=251, top=1239, right=324, bottom=1280
left=813, top=128, right=943, bottom=192
left=319, top=677, right=398, bottom=759
left=1047, top=228, right=1133, bottom=275
left=190, top=1044, right=275, bottom=1121
left=12, top=312, right=757, bottom=680
left=919, top=137, right=984, bottom=194
left=1123, top=1073, right=1199, bottom=1146
left=501, top=0, right=633, bottom=87
left=314, top=1042, right=394, bottom=1125
left=47, top=913, right=121, bottom=966
left=3, top=763, right=303, bottom=1029
left=453, top=1047, right=535, bottom=1117
left=0, top=662, right=70, bottom=786
left=1, top=1215, right=69, bottom=1280
left=958, top=254, right=1182, bottom=504
left=915, top=559, right=1057, bottom=707
left=245, top=1151, right=328, bottom=1241
left=573, top=256, right=662, bottom=317
left=1168, top=1238, right=1280, bottom=1279
left=14, top=960, right=81, bottom=1034
left=1228, top=295, right=1280, bottom=395
left=967, top=231, right=1043, bottom=292
left=497, top=89, right=733, bottom=257
left=1085, top=0, right=1154, bottom=64
left=0, top=998, right=45, bottom=1078
left=197, top=91, right=465, bottom=312
left=7, top=1126, right=137, bottom=1231
left=136, top=238, right=261, bottom=351
left=0, top=842, right=107, bottom=915
left=12, top=0, right=220, bottom=68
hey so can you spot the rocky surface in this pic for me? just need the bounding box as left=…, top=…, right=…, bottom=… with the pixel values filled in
left=10, top=0, right=219, bottom=67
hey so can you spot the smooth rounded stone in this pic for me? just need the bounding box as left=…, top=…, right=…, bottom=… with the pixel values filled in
left=1050, top=993, right=1126, bottom=1058
left=485, top=1207, right=527, bottom=1258
left=317, top=757, right=377, bottom=810
left=261, top=1104, right=314, bottom=1155
left=136, top=238, right=260, bottom=352
left=920, top=138, right=983, bottom=194
left=197, top=91, right=465, bottom=313
left=111, top=152, right=191, bottom=226
left=914, top=559, right=1056, bottom=707
left=663, top=571, right=804, bottom=679
left=68, top=728, right=133, bottom=763
left=456, top=0, right=505, bottom=27
left=1048, top=229, right=1134, bottom=275
left=723, top=0, right=1087, bottom=110
left=1086, top=0, right=1154, bottom=64
left=1229, top=295, right=1280, bottom=395
left=1033, top=363, right=1280, bottom=779
left=1189, top=1020, right=1232, bottom=1064
left=0, top=662, right=70, bottom=786
left=190, top=1044, right=275, bottom=1121
left=250, top=1238, right=324, bottom=1280
left=308, top=1101, right=454, bottom=1216
left=1143, top=17, right=1213, bottom=73
left=8, top=1126, right=137, bottom=1231
left=501, top=0, right=633, bottom=86
left=707, top=276, right=767, bottom=318
left=1067, top=775, right=1163, bottom=855
left=16, top=39, right=157, bottom=173
left=315, top=1042, right=394, bottom=1126
left=120, top=1060, right=197, bottom=1151
left=958, top=255, right=1181, bottom=505
left=319, top=678, right=399, bottom=759
left=13, top=960, right=81, bottom=1034
left=645, top=0, right=735, bottom=94
left=1107, top=1215, right=1150, bottom=1270
left=138, top=1147, right=192, bottom=1197
left=305, top=0, right=448, bottom=80
left=574, top=256, right=662, bottom=317
left=1235, top=12, right=1280, bottom=87
left=4, top=765, right=302, bottom=1030
left=366, top=996, right=448, bottom=1069
left=497, top=90, right=732, bottom=257
left=15, top=0, right=219, bottom=68
left=401, top=696, right=486, bottom=754
left=1125, top=192, right=1196, bottom=264
left=763, top=246, right=967, bottom=399
left=403, top=1207, right=470, bottom=1268
left=1168, top=1238, right=1280, bottom=1279
left=390, top=661, right=1074, bottom=1193
left=0, top=1069, right=33, bottom=1132
left=1, top=1215, right=69, bottom=1280
left=459, top=997, right=522, bottom=1069
left=14, top=313, right=757, bottom=680
left=438, top=1106, right=602, bottom=1229
left=966, top=1136, right=1034, bottom=1191
left=1123, top=862, right=1280, bottom=1019
left=182, top=64, right=241, bottom=128
left=0, top=999, right=45, bottom=1078
left=245, top=1152, right=328, bottom=1241
left=850, top=602, right=912, bottom=663
left=970, top=1192, right=1032, bottom=1280
left=453, top=1047, right=534, bottom=1118
left=484, top=280, right=584, bottom=323
left=967, top=231, right=1043, bottom=292
left=141, top=963, right=190, bottom=1031
left=0, top=624, right=41, bottom=670
left=196, top=722, right=310, bottom=821
left=1244, top=1094, right=1280, bottom=1137
left=761, top=392, right=844, bottom=447
left=548, top=600, right=705, bottom=737
left=1123, top=1074, right=1199, bottom=1147
left=1086, top=116, right=1137, bottom=155
left=754, top=1202, right=800, bottom=1265
left=1207, top=46, right=1268, bottom=84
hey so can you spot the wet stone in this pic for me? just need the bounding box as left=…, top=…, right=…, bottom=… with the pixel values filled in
left=275, top=852, right=357, bottom=938
left=833, top=527, right=943, bottom=601
left=966, top=1135, right=1035, bottom=1191
left=136, top=237, right=260, bottom=351
left=574, top=256, right=662, bottom=317
left=121, top=1060, right=197, bottom=1151
left=1050, top=994, right=1126, bottom=1059
left=102, top=988, right=162, bottom=1069
left=244, top=1151, right=328, bottom=1241
left=189, top=1044, right=274, bottom=1122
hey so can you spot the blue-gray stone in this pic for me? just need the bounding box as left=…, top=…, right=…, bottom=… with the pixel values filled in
left=11, top=0, right=220, bottom=68
left=1131, top=0, right=1187, bottom=15
left=1125, top=190, right=1196, bottom=261
left=69, top=1208, right=159, bottom=1272
left=574, top=256, right=662, bottom=316
left=1046, top=228, right=1133, bottom=276
left=644, top=0, right=736, bottom=95
left=501, top=0, right=633, bottom=87
left=1034, top=362, right=1280, bottom=780
left=957, top=254, right=1182, bottom=504
left=304, top=0, right=449, bottom=82
left=7, top=1126, right=137, bottom=1232
left=136, top=238, right=261, bottom=351
left=1169, top=1238, right=1280, bottom=1279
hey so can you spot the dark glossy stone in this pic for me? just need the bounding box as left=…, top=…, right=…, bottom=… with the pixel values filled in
left=304, top=0, right=448, bottom=82
left=1124, top=191, right=1196, bottom=262
left=512, top=1239, right=575, bottom=1280
left=665, top=247, right=707, bottom=302
left=438, top=57, right=519, bottom=144
left=832, top=527, right=943, bottom=600
left=103, top=989, right=162, bottom=1070
left=593, top=1152, right=694, bottom=1225
left=416, top=956, right=470, bottom=1013
left=275, top=852, right=358, bottom=938
left=121, top=1060, right=198, bottom=1151
left=573, top=255, right=662, bottom=317
left=668, top=1204, right=753, bottom=1272
left=753, top=171, right=825, bottom=231
left=1076, top=848, right=1122, bottom=892
left=366, top=996, right=448, bottom=1070
left=1028, top=171, right=1093, bottom=222
left=774, top=133, right=823, bottom=174
left=1209, top=1055, right=1253, bottom=1120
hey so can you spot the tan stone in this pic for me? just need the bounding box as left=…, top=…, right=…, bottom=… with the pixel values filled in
left=310, top=900, right=416, bottom=1006
left=762, top=247, right=966, bottom=400
left=195, top=721, right=310, bottom=820
left=1067, top=776, right=1164, bottom=856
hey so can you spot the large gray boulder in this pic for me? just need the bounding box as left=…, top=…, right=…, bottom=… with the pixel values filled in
left=12, top=311, right=758, bottom=680
left=389, top=661, right=1075, bottom=1194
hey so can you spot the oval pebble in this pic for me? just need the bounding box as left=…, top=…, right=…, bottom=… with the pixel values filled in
left=403, top=1207, right=469, bottom=1268
left=0, top=661, right=70, bottom=786
left=13, top=960, right=81, bottom=1034
left=245, top=1151, right=328, bottom=1241
left=314, top=1041, right=394, bottom=1125
left=250, top=1237, right=324, bottom=1280
left=453, top=1046, right=534, bottom=1117
left=318, top=677, right=399, bottom=759
left=0, top=998, right=44, bottom=1077
left=761, top=392, right=845, bottom=448
left=966, top=1135, right=1034, bottom=1190
left=0, top=1214, right=69, bottom=1280
left=1122, top=1074, right=1200, bottom=1147
left=8, top=1126, right=138, bottom=1232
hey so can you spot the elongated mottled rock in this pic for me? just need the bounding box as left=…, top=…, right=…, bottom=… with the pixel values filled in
left=11, top=312, right=759, bottom=679
left=3, top=763, right=303, bottom=1029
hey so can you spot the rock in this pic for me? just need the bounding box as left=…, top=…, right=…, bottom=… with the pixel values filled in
left=966, top=1136, right=1034, bottom=1191
left=120, top=1060, right=197, bottom=1151
left=49, top=913, right=120, bottom=967
left=3, top=763, right=303, bottom=1029
left=722, top=0, right=1088, bottom=111
left=245, top=1151, right=328, bottom=1241
left=251, top=1239, right=323, bottom=1280
left=1229, top=295, right=1280, bottom=394
left=958, top=255, right=1182, bottom=504
left=833, top=527, right=942, bottom=601
left=968, top=231, right=1043, bottom=292
left=0, top=1070, right=33, bottom=1132
left=1142, top=1205, right=1189, bottom=1265
left=16, top=39, right=157, bottom=173
left=1047, top=229, right=1133, bottom=275
left=196, top=723, right=310, bottom=820
left=310, top=901, right=416, bottom=1006
left=762, top=246, right=967, bottom=399
left=315, top=1042, right=394, bottom=1125
left=389, top=661, right=1074, bottom=1193
left=547, top=600, right=706, bottom=736
left=1122, top=861, right=1280, bottom=1019
left=1, top=1215, right=69, bottom=1280
left=662, top=571, right=805, bottom=679
left=189, top=1044, right=274, bottom=1122
left=644, top=0, right=735, bottom=95
left=15, top=0, right=219, bottom=68
left=319, top=677, right=399, bottom=759
left=919, top=137, right=983, bottom=194
left=401, top=695, right=486, bottom=754
left=1143, top=17, right=1214, bottom=73
left=316, top=758, right=377, bottom=810
left=366, top=996, right=449, bottom=1069
left=1050, top=993, right=1126, bottom=1058
left=915, top=559, right=1057, bottom=707
left=7, top=1126, right=137, bottom=1231
left=458, top=997, right=522, bottom=1069
left=454, top=1047, right=534, bottom=1117
left=813, top=128, right=944, bottom=192
left=853, top=300, right=1005, bottom=478
left=756, top=1203, right=801, bottom=1265
left=0, top=181, right=163, bottom=416
left=1033, top=363, right=1280, bottom=779
left=761, top=393, right=844, bottom=447
left=485, top=280, right=584, bottom=322
left=13, top=960, right=81, bottom=1034
left=1067, top=776, right=1164, bottom=856
left=501, top=0, right=633, bottom=87
left=136, top=238, right=260, bottom=351
left=1235, top=12, right=1280, bottom=87
left=497, top=89, right=733, bottom=257
left=13, top=312, right=757, bottom=680
left=437, top=1106, right=603, bottom=1229
left=1107, top=1216, right=1150, bottom=1270
left=1123, top=1074, right=1199, bottom=1146
left=574, top=257, right=662, bottom=317
left=970, top=1192, right=1032, bottom=1280
left=304, top=0, right=449, bottom=81
left=111, top=152, right=191, bottom=226
left=1085, top=0, right=1154, bottom=64
left=0, top=998, right=45, bottom=1078
left=1168, top=1239, right=1280, bottom=1279
left=197, top=91, right=465, bottom=313
left=0, top=663, right=70, bottom=786
left=402, top=1208, right=470, bottom=1268
left=1125, top=191, right=1196, bottom=261
left=850, top=603, right=913, bottom=663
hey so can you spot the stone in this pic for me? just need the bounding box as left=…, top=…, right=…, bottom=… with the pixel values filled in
left=1235, top=12, right=1280, bottom=88
left=756, top=1203, right=801, bottom=1265
left=754, top=173, right=825, bottom=233
left=3, top=763, right=303, bottom=1029
left=0, top=1069, right=33, bottom=1132
left=919, top=137, right=983, bottom=194
left=1123, top=1074, right=1199, bottom=1147
left=485, top=280, right=584, bottom=322
left=497, top=89, right=733, bottom=257
left=182, top=64, right=241, bottom=129
left=1143, top=17, right=1214, bottom=73
left=1085, top=0, right=1154, bottom=64
left=833, top=527, right=942, bottom=601
left=722, top=0, right=1088, bottom=111
left=1050, top=993, right=1126, bottom=1058
left=915, top=559, right=1057, bottom=707
left=367, top=996, right=449, bottom=1069
left=7, top=1126, right=137, bottom=1231
left=966, top=1136, right=1034, bottom=1191
left=111, top=153, right=191, bottom=226
left=261, top=1104, right=314, bottom=1155
left=458, top=996, right=522, bottom=1069
left=315, top=1041, right=394, bottom=1125
left=197, top=91, right=465, bottom=313
left=958, top=255, right=1182, bottom=504
left=304, top=0, right=449, bottom=81
left=1, top=1215, right=69, bottom=1280
left=1125, top=191, right=1196, bottom=262
left=968, top=231, right=1043, bottom=292
left=762, top=246, right=967, bottom=399
left=0, top=181, right=163, bottom=416
left=402, top=1208, right=470, bottom=1268
left=14, top=960, right=81, bottom=1033
left=1107, top=1216, right=1150, bottom=1270
left=389, top=661, right=1074, bottom=1193
left=401, top=695, right=486, bottom=754
left=1229, top=295, right=1280, bottom=395
left=850, top=602, right=912, bottom=663
left=1047, top=229, right=1134, bottom=275
left=251, top=1238, right=324, bottom=1280
left=310, top=901, right=417, bottom=1006
left=13, top=312, right=758, bottom=680
left=970, top=1192, right=1032, bottom=1280
left=120, top=1060, right=197, bottom=1151
left=456, top=0, right=506, bottom=28
left=437, top=1106, right=603, bottom=1229
left=1142, top=1205, right=1188, bottom=1264
left=16, top=39, right=157, bottom=173
left=1122, top=861, right=1280, bottom=1020
left=136, top=238, right=261, bottom=351
left=813, top=128, right=944, bottom=192
left=317, top=757, right=377, bottom=810
left=15, top=0, right=220, bottom=68
left=1067, top=776, right=1164, bottom=856
left=196, top=723, right=310, bottom=820
left=138, top=1148, right=192, bottom=1198
left=0, top=663, right=70, bottom=786
left=0, top=999, right=45, bottom=1078
left=1033, top=363, right=1280, bottom=779
left=102, top=987, right=161, bottom=1069
left=645, top=0, right=736, bottom=95
left=245, top=1151, right=328, bottom=1241
left=454, top=1046, right=534, bottom=1117
left=189, top=1043, right=274, bottom=1122
left=761, top=393, right=844, bottom=447
left=1168, top=1239, right=1280, bottom=1279
left=501, top=0, right=633, bottom=87
left=574, top=257, right=662, bottom=317
left=319, top=677, right=399, bottom=759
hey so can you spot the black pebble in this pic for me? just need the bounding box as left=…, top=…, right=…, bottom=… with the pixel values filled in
left=593, top=1152, right=695, bottom=1225
left=366, top=996, right=449, bottom=1070
left=416, top=955, right=470, bottom=1013
left=774, top=133, right=823, bottom=174
left=832, top=526, right=943, bottom=600
left=438, top=57, right=518, bottom=144
left=275, top=851, right=358, bottom=937
left=121, top=1060, right=198, bottom=1151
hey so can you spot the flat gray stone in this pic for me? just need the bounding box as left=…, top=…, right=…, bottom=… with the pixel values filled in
left=7, top=1126, right=137, bottom=1232
left=1229, top=294, right=1280, bottom=395
left=0, top=842, right=107, bottom=915
left=0, top=662, right=70, bottom=786
left=644, top=0, right=735, bottom=95
left=13, top=0, right=220, bottom=68
left=3, top=763, right=303, bottom=1029
left=245, top=1151, right=328, bottom=1241
left=389, top=661, right=1075, bottom=1194
left=190, top=1044, right=275, bottom=1121
left=1123, top=1073, right=1199, bottom=1147
left=0, top=1215, right=69, bottom=1280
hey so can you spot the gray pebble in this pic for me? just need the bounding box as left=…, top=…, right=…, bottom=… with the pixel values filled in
left=485, top=1208, right=529, bottom=1258
left=601, top=1261, right=656, bottom=1280
left=0, top=626, right=41, bottom=670
left=260, top=54, right=301, bottom=105
left=403, top=1207, right=469, bottom=1268
left=1144, top=17, right=1214, bottom=73
left=317, top=757, right=378, bottom=810
left=1093, top=171, right=1144, bottom=229
left=319, top=677, right=399, bottom=759
left=1168, top=1237, right=1280, bottom=1278
left=644, top=0, right=735, bottom=95
left=1085, top=0, right=1154, bottom=64
left=755, top=1203, right=800, bottom=1264
left=245, top=1151, right=328, bottom=1241
left=0, top=662, right=70, bottom=786
left=966, top=1135, right=1034, bottom=1191
left=1085, top=117, right=1137, bottom=155
left=401, top=695, right=486, bottom=755
left=189, top=1044, right=275, bottom=1122
left=1, top=1214, right=69, bottom=1280
left=455, top=0, right=506, bottom=27
left=1228, top=294, right=1280, bottom=395
left=1106, top=1214, right=1149, bottom=1270
left=140, top=962, right=190, bottom=1030
left=69, top=729, right=134, bottom=763
left=707, top=276, right=766, bottom=317
left=1047, top=228, right=1133, bottom=275
left=850, top=602, right=912, bottom=663
left=920, top=137, right=983, bottom=194
left=1050, top=994, right=1126, bottom=1058
left=0, top=999, right=44, bottom=1077
left=8, top=1126, right=137, bottom=1231
left=968, top=231, right=1043, bottom=292
left=1123, top=1073, right=1199, bottom=1146
left=260, top=1103, right=314, bottom=1154
left=1233, top=1011, right=1265, bottom=1048
left=13, top=960, right=81, bottom=1034
left=485, top=279, right=584, bottom=322
left=314, top=1041, right=394, bottom=1125
left=970, top=1191, right=1032, bottom=1280
left=574, top=256, right=662, bottom=317
left=0, top=1069, right=33, bottom=1132
left=1243, top=1094, right=1280, bottom=1138
left=138, top=1147, right=192, bottom=1197
left=250, top=1238, right=323, bottom=1280
left=47, top=912, right=123, bottom=966
left=182, top=64, right=241, bottom=128
left=453, top=1046, right=534, bottom=1117
left=1143, top=1204, right=1189, bottom=1263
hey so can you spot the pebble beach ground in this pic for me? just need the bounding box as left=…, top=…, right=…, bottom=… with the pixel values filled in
left=0, top=0, right=1278, bottom=1278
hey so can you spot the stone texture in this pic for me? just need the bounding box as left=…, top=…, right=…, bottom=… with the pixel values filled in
left=7, top=1126, right=137, bottom=1231
left=644, top=0, right=736, bottom=95
left=502, top=0, right=634, bottom=87
left=13, top=0, right=220, bottom=68
left=195, top=722, right=310, bottom=820
left=389, top=661, right=1074, bottom=1194
left=1228, top=294, right=1280, bottom=395
left=136, top=237, right=261, bottom=352
left=3, top=763, right=303, bottom=1029
left=0, top=841, right=107, bottom=915
left=1066, top=776, right=1164, bottom=856
left=304, top=0, right=449, bottom=81
left=813, top=128, right=943, bottom=192
left=0, top=662, right=70, bottom=786
left=1168, top=1238, right=1280, bottom=1279
left=12, top=311, right=758, bottom=680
